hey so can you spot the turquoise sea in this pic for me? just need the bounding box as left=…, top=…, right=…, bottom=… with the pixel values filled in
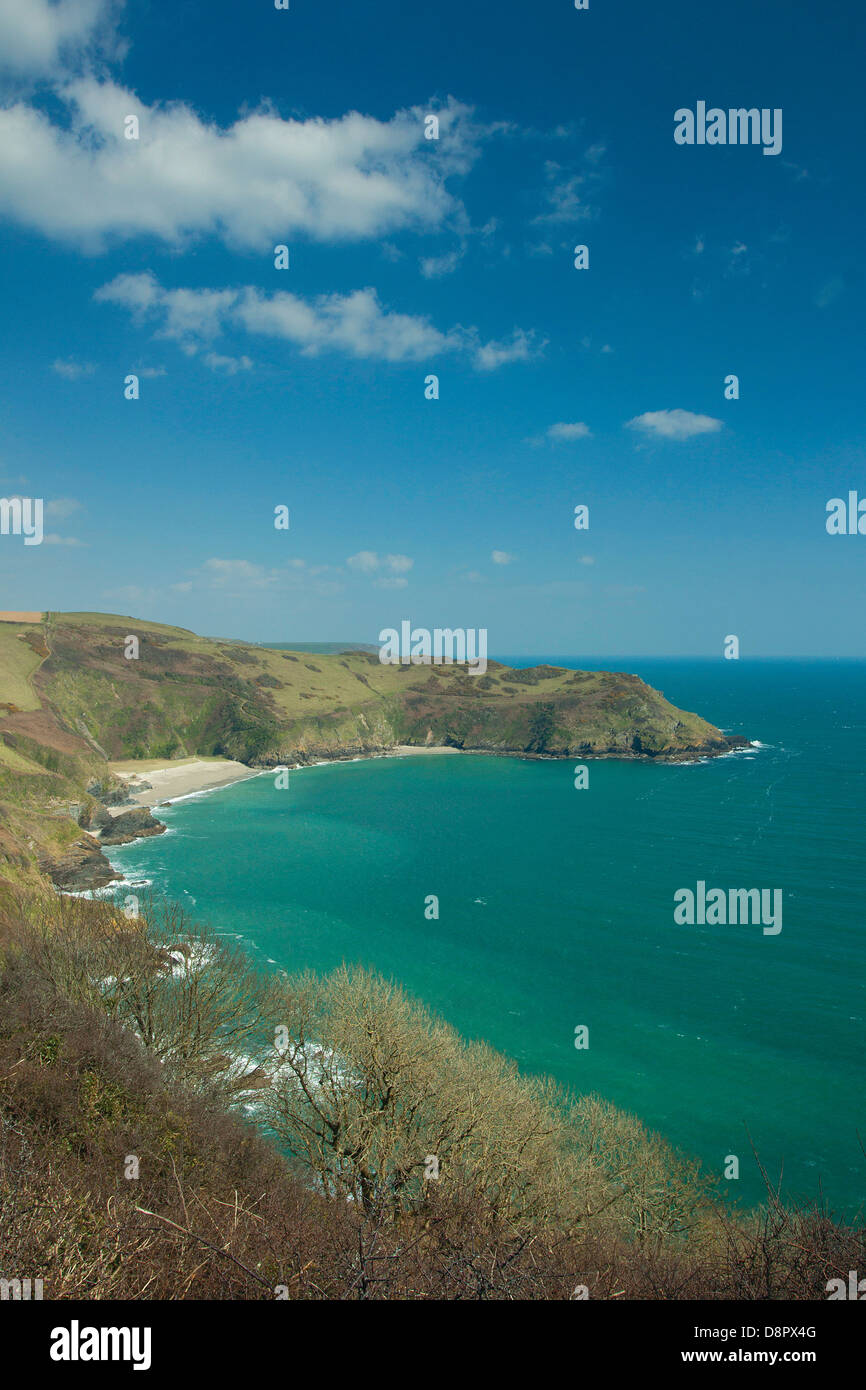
left=108, top=658, right=866, bottom=1216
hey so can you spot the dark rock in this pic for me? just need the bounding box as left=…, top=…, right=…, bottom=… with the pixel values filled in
left=40, top=834, right=119, bottom=892
left=77, top=802, right=113, bottom=832
left=85, top=779, right=130, bottom=806
left=100, top=808, right=167, bottom=846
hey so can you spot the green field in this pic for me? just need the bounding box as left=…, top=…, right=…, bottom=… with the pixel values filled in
left=0, top=623, right=47, bottom=711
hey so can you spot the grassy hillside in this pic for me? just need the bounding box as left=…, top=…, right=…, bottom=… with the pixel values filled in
left=28, top=611, right=733, bottom=764
left=0, top=620, right=47, bottom=712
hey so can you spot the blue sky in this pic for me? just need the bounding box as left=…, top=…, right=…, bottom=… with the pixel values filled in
left=0, top=0, right=863, bottom=654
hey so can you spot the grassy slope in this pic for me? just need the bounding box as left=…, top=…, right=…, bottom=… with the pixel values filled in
left=35, top=611, right=729, bottom=764
left=0, top=621, right=46, bottom=710
left=0, top=618, right=111, bottom=892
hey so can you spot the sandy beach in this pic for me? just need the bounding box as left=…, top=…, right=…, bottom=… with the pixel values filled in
left=386, top=745, right=463, bottom=758
left=109, top=746, right=462, bottom=812
left=109, top=758, right=262, bottom=811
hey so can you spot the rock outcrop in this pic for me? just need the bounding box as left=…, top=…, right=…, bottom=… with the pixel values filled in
left=39, top=834, right=119, bottom=892
left=99, top=807, right=167, bottom=846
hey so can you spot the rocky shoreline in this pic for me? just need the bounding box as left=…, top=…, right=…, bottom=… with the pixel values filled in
left=266, top=732, right=753, bottom=769
left=43, top=793, right=168, bottom=894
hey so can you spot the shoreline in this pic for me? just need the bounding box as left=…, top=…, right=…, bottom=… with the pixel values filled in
left=109, top=735, right=757, bottom=816
left=109, top=746, right=466, bottom=812
left=110, top=758, right=263, bottom=811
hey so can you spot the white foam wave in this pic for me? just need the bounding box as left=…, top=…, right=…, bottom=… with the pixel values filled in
left=166, top=942, right=221, bottom=977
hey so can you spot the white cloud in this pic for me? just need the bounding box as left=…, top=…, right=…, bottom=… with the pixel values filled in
left=419, top=248, right=463, bottom=278
left=51, top=357, right=95, bottom=379
left=347, top=550, right=381, bottom=574
left=491, top=550, right=515, bottom=565
left=533, top=154, right=602, bottom=225
left=626, top=409, right=723, bottom=441
left=187, top=557, right=344, bottom=600
left=547, top=421, right=591, bottom=442
left=726, top=242, right=751, bottom=277
left=237, top=285, right=455, bottom=363
left=43, top=532, right=86, bottom=546
left=524, top=419, right=592, bottom=448
left=347, top=551, right=413, bottom=576
left=534, top=172, right=589, bottom=224
left=95, top=272, right=236, bottom=350
left=95, top=272, right=542, bottom=371
left=472, top=328, right=543, bottom=371
left=578, top=555, right=595, bottom=566
left=0, top=0, right=120, bottom=76
left=203, top=558, right=275, bottom=588
left=204, top=352, right=253, bottom=375
left=385, top=553, right=413, bottom=573
left=374, top=576, right=408, bottom=590
left=0, top=83, right=481, bottom=250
